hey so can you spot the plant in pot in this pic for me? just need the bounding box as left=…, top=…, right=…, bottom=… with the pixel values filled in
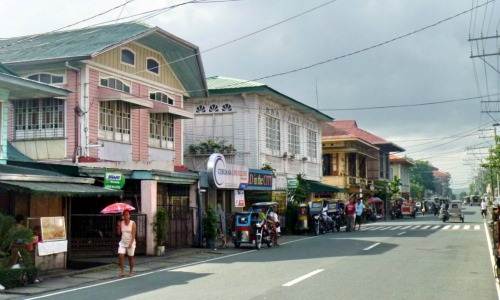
left=152, top=208, right=167, bottom=256
left=202, top=208, right=218, bottom=250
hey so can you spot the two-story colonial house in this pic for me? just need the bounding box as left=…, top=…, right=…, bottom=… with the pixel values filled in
left=184, top=76, right=335, bottom=214
left=389, top=155, right=414, bottom=199
left=0, top=22, right=208, bottom=254
left=322, top=120, right=404, bottom=199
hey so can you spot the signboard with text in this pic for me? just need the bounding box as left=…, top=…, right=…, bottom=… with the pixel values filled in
left=207, top=154, right=248, bottom=189
left=247, top=169, right=273, bottom=190
left=234, top=190, right=246, bottom=208
left=104, top=172, right=125, bottom=190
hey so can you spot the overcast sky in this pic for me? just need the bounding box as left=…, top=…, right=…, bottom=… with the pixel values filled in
left=1, top=0, right=498, bottom=190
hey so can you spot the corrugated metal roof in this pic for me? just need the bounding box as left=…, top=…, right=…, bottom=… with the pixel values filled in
left=207, top=76, right=265, bottom=90
left=206, top=76, right=333, bottom=122
left=0, top=22, right=151, bottom=63
left=0, top=22, right=208, bottom=97
left=0, top=63, right=16, bottom=76
left=0, top=180, right=121, bottom=197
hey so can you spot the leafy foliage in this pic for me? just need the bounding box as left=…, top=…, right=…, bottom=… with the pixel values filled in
left=388, top=176, right=402, bottom=197
left=409, top=160, right=436, bottom=192
left=0, top=213, right=33, bottom=268
left=202, top=208, right=218, bottom=240
left=187, top=139, right=236, bottom=155
left=152, top=208, right=167, bottom=247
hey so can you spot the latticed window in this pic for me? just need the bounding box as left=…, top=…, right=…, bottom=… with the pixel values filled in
left=266, top=115, right=280, bottom=151
left=221, top=103, right=232, bottom=112
left=100, top=77, right=130, bottom=93
left=149, top=91, right=174, bottom=105
left=149, top=113, right=174, bottom=149
left=98, top=101, right=131, bottom=143
left=288, top=123, right=300, bottom=155
left=307, top=130, right=317, bottom=158
left=27, top=73, right=64, bottom=84
left=13, top=98, right=65, bottom=140
left=195, top=105, right=206, bottom=113
left=208, top=104, right=219, bottom=113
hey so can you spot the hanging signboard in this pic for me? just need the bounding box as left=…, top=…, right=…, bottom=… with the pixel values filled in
left=207, top=153, right=248, bottom=189
left=234, top=190, right=246, bottom=208
left=247, top=169, right=273, bottom=190
left=104, top=172, right=125, bottom=190
left=287, top=177, right=298, bottom=189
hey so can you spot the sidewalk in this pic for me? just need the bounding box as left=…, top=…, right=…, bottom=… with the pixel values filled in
left=0, top=235, right=301, bottom=299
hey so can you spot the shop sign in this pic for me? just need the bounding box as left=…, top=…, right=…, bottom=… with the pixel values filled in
left=104, top=172, right=125, bottom=190
left=207, top=153, right=248, bottom=189
left=287, top=177, right=298, bottom=189
left=40, top=216, right=66, bottom=242
left=247, top=169, right=273, bottom=190
left=234, top=190, right=246, bottom=208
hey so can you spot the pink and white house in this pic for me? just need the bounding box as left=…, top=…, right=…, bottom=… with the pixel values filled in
left=0, top=22, right=208, bottom=254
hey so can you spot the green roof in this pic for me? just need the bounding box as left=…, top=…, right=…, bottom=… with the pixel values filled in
left=305, top=179, right=343, bottom=193
left=0, top=63, right=16, bottom=76
left=206, top=76, right=333, bottom=121
left=0, top=180, right=121, bottom=197
left=0, top=22, right=207, bottom=97
left=7, top=143, right=33, bottom=162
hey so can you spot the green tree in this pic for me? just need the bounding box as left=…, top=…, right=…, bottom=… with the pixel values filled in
left=409, top=160, right=436, bottom=192
left=388, top=176, right=402, bottom=198
left=410, top=182, right=425, bottom=200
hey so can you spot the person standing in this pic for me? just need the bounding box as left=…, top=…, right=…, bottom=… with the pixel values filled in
left=355, top=199, right=365, bottom=231
left=345, top=199, right=356, bottom=232
left=481, top=199, right=487, bottom=219
left=117, top=209, right=136, bottom=277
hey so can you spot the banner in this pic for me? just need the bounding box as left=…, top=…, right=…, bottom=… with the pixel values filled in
left=104, top=172, right=125, bottom=190
left=234, top=190, right=246, bottom=208
left=37, top=240, right=68, bottom=256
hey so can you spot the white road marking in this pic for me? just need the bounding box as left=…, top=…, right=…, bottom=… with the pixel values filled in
left=390, top=226, right=402, bottom=230
left=442, top=225, right=452, bottom=230
left=464, top=225, right=471, bottom=230
left=420, top=225, right=430, bottom=230
left=483, top=221, right=500, bottom=300
left=474, top=225, right=481, bottom=231
left=452, top=225, right=460, bottom=230
left=282, top=269, right=324, bottom=287
left=410, top=225, right=421, bottom=230
left=397, top=231, right=406, bottom=236
left=367, top=227, right=378, bottom=231
left=431, top=225, right=441, bottom=230
left=26, top=235, right=319, bottom=300
left=376, top=226, right=390, bottom=230
left=400, top=225, right=412, bottom=230
left=363, top=242, right=381, bottom=251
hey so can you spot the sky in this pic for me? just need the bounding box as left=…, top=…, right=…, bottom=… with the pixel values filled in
left=0, top=0, right=498, bottom=190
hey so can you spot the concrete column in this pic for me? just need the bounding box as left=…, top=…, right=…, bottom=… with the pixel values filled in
left=141, top=180, right=157, bottom=255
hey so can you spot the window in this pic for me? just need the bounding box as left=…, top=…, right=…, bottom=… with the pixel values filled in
left=149, top=91, right=174, bottom=105
left=149, top=113, right=174, bottom=149
left=147, top=58, right=159, bottom=74
left=195, top=105, right=206, bottom=113
left=99, top=101, right=131, bottom=143
left=266, top=115, right=280, bottom=151
left=13, top=98, right=64, bottom=140
left=100, top=77, right=130, bottom=93
left=221, top=103, right=232, bottom=112
left=208, top=104, right=219, bottom=113
left=27, top=73, right=64, bottom=84
left=322, top=154, right=332, bottom=176
left=121, top=49, right=135, bottom=66
left=307, top=130, right=317, bottom=159
left=288, top=123, right=300, bottom=155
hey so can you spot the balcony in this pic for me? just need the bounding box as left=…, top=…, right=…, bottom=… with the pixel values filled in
left=322, top=174, right=371, bottom=190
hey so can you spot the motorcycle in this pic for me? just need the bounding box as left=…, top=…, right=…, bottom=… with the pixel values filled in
left=390, top=206, right=402, bottom=220
left=440, top=207, right=449, bottom=222
left=332, top=209, right=345, bottom=232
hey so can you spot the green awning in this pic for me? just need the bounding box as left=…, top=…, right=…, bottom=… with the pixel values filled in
left=305, top=180, right=343, bottom=193
left=0, top=181, right=122, bottom=197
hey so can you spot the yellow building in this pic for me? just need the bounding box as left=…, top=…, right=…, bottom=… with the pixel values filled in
left=322, top=121, right=404, bottom=200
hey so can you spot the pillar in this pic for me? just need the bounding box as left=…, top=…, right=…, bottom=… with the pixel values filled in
left=141, top=180, right=157, bottom=255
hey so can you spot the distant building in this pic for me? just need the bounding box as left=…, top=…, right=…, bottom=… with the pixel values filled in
left=433, top=170, right=451, bottom=197
left=389, top=155, right=414, bottom=199
left=322, top=120, right=404, bottom=199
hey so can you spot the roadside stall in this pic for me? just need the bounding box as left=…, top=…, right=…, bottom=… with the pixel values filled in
left=27, top=216, right=67, bottom=270
left=366, top=197, right=384, bottom=221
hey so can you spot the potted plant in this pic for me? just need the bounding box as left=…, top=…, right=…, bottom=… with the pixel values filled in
left=152, top=208, right=167, bottom=256
left=202, top=208, right=218, bottom=250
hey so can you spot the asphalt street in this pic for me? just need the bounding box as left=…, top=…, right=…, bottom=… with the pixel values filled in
left=23, top=206, right=498, bottom=300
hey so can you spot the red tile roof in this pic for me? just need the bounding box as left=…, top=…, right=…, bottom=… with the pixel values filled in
left=389, top=154, right=414, bottom=166
left=323, top=120, right=404, bottom=152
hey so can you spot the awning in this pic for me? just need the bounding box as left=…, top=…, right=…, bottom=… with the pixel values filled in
left=98, top=91, right=154, bottom=109
left=0, top=181, right=122, bottom=197
left=149, top=101, right=194, bottom=119
left=305, top=180, right=343, bottom=193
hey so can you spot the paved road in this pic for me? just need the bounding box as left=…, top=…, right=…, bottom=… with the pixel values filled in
left=24, top=206, right=499, bottom=300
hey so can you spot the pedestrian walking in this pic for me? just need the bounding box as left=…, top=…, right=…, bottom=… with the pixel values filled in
left=345, top=199, right=356, bottom=232
left=355, top=199, right=365, bottom=231
left=117, top=209, right=136, bottom=277
left=481, top=199, right=487, bottom=219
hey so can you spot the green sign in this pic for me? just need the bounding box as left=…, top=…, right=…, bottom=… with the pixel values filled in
left=287, top=178, right=298, bottom=189
left=104, top=172, right=125, bottom=190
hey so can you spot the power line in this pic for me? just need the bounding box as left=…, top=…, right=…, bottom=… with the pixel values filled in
left=0, top=0, right=138, bottom=51
left=319, top=93, right=496, bottom=111
left=181, top=0, right=495, bottom=94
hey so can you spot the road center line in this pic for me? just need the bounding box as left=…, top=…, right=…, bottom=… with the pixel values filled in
left=282, top=269, right=324, bottom=287
left=363, top=242, right=381, bottom=251
left=397, top=231, right=406, bottom=236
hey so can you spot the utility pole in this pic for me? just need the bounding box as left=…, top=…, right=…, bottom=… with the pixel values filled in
left=494, top=123, right=499, bottom=199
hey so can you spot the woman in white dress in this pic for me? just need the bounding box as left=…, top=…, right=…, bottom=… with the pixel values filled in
left=117, top=209, right=136, bottom=277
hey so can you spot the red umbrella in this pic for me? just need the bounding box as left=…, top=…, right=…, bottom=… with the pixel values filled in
left=101, top=203, right=135, bottom=214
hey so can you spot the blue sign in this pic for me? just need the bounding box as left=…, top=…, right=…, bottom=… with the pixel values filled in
left=246, top=169, right=273, bottom=191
